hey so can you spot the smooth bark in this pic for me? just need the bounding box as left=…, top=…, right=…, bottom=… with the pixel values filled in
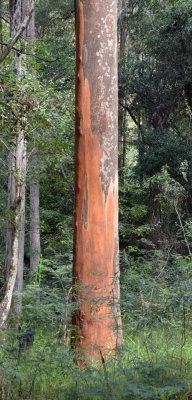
left=5, top=153, right=16, bottom=282
left=13, top=143, right=26, bottom=315
left=72, top=0, right=123, bottom=362
left=28, top=0, right=41, bottom=276
left=30, top=178, right=40, bottom=274
left=1, top=0, right=31, bottom=326
left=0, top=126, right=25, bottom=327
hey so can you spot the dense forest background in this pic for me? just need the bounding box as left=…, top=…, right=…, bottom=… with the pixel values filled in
left=0, top=0, right=192, bottom=398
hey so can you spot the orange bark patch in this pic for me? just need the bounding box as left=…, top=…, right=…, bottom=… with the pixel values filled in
left=73, top=0, right=118, bottom=363
left=74, top=76, right=117, bottom=358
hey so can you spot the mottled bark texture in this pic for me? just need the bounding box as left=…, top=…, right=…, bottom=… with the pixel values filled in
left=72, top=0, right=123, bottom=361
left=119, top=0, right=128, bottom=176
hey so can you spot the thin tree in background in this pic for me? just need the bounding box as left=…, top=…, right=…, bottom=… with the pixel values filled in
left=28, top=0, right=41, bottom=276
left=0, top=0, right=33, bottom=327
left=13, top=0, right=36, bottom=314
left=30, top=177, right=40, bottom=275
left=72, top=0, right=123, bottom=362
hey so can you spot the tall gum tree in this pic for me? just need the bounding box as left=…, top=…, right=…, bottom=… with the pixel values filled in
left=13, top=0, right=36, bottom=315
left=0, top=0, right=33, bottom=327
left=72, top=0, right=123, bottom=362
left=119, top=0, right=128, bottom=176
left=26, top=0, right=41, bottom=277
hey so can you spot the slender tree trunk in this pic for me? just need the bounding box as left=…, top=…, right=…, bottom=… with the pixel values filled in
left=28, top=1, right=41, bottom=276
left=13, top=143, right=26, bottom=315
left=30, top=176, right=40, bottom=274
left=72, top=0, right=123, bottom=362
left=21, top=0, right=35, bottom=39
left=13, top=0, right=36, bottom=315
left=5, top=153, right=16, bottom=282
left=9, top=0, right=22, bottom=36
left=11, top=0, right=28, bottom=318
left=120, top=0, right=127, bottom=59
left=1, top=0, right=29, bottom=326
left=2, top=0, right=22, bottom=325
left=0, top=123, right=25, bottom=327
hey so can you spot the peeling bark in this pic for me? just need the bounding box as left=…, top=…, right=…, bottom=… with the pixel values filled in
left=72, top=0, right=123, bottom=362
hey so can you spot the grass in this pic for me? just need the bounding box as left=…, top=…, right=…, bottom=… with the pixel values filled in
left=1, top=324, right=192, bottom=400
left=124, top=328, right=192, bottom=367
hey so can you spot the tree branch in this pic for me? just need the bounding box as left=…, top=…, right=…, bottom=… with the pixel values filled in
left=174, top=200, right=192, bottom=258
left=0, top=16, right=10, bottom=24
left=60, top=164, right=74, bottom=191
left=119, top=101, right=142, bottom=130
left=0, top=7, right=34, bottom=63
left=0, top=41, right=59, bottom=63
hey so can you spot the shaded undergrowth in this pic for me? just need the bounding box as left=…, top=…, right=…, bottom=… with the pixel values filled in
left=0, top=326, right=192, bottom=400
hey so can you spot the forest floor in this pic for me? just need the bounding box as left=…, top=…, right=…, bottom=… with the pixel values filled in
left=1, top=325, right=192, bottom=400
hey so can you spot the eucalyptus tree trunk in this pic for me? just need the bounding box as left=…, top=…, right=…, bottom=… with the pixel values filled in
left=22, top=0, right=35, bottom=39
left=72, top=0, right=123, bottom=362
left=0, top=0, right=31, bottom=327
left=2, top=0, right=23, bottom=325
left=13, top=144, right=26, bottom=315
left=11, top=0, right=29, bottom=317
left=0, top=123, right=25, bottom=327
left=5, top=153, right=16, bottom=283
left=30, top=176, right=40, bottom=275
left=119, top=0, right=128, bottom=176
left=28, top=1, right=41, bottom=276
left=13, top=0, right=36, bottom=313
left=120, top=0, right=127, bottom=59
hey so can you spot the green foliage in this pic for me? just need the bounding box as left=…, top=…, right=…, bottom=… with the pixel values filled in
left=35, top=0, right=75, bottom=88
left=119, top=0, right=192, bottom=199
left=0, top=328, right=192, bottom=399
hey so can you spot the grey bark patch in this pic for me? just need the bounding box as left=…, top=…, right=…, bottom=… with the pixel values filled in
left=82, top=1, right=118, bottom=198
